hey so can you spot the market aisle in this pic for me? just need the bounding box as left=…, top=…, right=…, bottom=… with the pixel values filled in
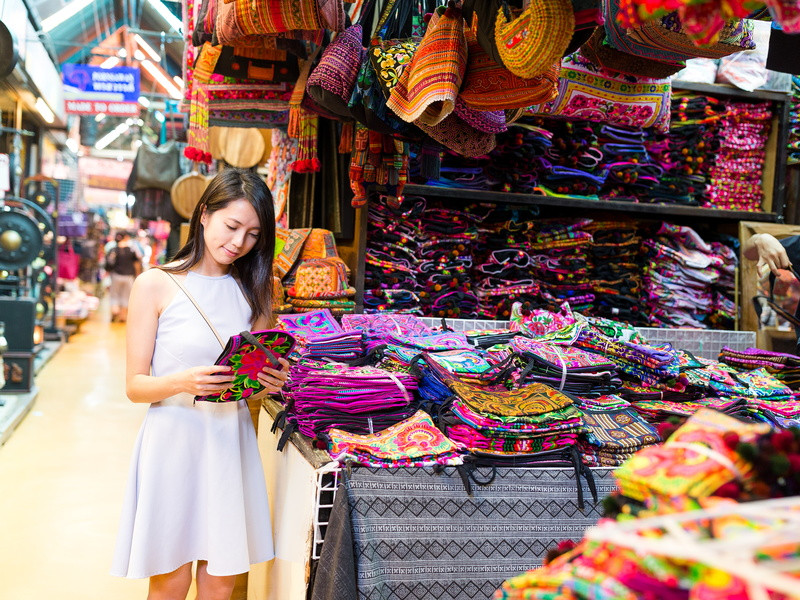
left=0, top=312, right=153, bottom=599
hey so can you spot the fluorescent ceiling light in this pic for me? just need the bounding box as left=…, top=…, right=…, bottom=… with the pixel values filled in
left=35, top=98, right=55, bottom=123
left=100, top=56, right=120, bottom=69
left=134, top=34, right=161, bottom=62
left=41, top=0, right=94, bottom=32
left=172, top=76, right=184, bottom=88
left=139, top=59, right=183, bottom=100
left=95, top=113, right=106, bottom=122
left=146, top=0, right=183, bottom=34
left=154, top=111, right=165, bottom=123
left=66, top=138, right=79, bottom=153
left=138, top=96, right=151, bottom=108
left=134, top=49, right=146, bottom=61
left=95, top=123, right=131, bottom=150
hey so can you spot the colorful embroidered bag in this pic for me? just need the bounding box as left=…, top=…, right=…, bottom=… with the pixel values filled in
left=386, top=3, right=467, bottom=127
left=368, top=0, right=421, bottom=98
left=526, top=51, right=672, bottom=133
left=603, top=0, right=754, bottom=63
left=306, top=0, right=374, bottom=119
left=459, top=14, right=560, bottom=111
left=494, top=0, right=575, bottom=78
left=581, top=28, right=686, bottom=78
left=195, top=330, right=297, bottom=402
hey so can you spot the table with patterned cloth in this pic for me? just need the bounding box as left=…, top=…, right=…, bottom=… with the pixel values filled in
left=311, top=466, right=617, bottom=600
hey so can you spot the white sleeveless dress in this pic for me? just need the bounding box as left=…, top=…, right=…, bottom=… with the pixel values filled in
left=111, top=271, right=274, bottom=579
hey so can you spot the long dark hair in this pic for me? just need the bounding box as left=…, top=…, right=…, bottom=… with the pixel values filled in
left=164, top=167, right=275, bottom=326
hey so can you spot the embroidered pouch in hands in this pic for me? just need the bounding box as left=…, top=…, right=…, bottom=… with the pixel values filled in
left=195, top=330, right=296, bottom=403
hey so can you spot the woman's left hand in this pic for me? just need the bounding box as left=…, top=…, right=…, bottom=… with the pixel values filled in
left=257, top=357, right=291, bottom=394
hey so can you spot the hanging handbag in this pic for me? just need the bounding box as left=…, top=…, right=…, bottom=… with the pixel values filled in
left=527, top=51, right=672, bottom=133
left=602, top=0, right=755, bottom=64
left=459, top=13, right=560, bottom=111
left=368, top=0, right=421, bottom=98
left=494, top=0, right=575, bottom=78
left=132, top=141, right=181, bottom=192
left=306, top=0, right=375, bottom=119
left=58, top=242, right=80, bottom=280
left=386, top=2, right=467, bottom=127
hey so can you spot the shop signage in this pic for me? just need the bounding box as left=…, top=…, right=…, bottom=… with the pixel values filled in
left=62, top=64, right=140, bottom=116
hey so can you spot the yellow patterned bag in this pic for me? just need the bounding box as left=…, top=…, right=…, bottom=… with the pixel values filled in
left=494, top=0, right=574, bottom=79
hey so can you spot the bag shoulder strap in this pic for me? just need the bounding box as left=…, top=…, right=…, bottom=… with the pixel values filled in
left=164, top=271, right=226, bottom=348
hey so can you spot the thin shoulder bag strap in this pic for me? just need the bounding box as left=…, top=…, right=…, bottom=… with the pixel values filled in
left=165, top=271, right=226, bottom=348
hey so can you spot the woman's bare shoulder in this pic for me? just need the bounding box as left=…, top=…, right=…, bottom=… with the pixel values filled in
left=131, top=268, right=181, bottom=308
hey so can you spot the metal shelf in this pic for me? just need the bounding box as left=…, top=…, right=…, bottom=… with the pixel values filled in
left=403, top=184, right=779, bottom=222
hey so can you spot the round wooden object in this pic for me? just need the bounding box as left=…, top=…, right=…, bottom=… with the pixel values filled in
left=208, top=127, right=225, bottom=160
left=220, top=128, right=266, bottom=169
left=171, top=172, right=212, bottom=220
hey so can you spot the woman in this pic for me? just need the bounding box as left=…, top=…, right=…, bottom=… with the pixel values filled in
left=111, top=168, right=290, bottom=600
left=107, top=231, right=143, bottom=323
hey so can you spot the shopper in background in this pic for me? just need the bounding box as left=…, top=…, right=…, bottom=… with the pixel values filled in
left=742, top=232, right=799, bottom=275
left=111, top=168, right=290, bottom=600
left=105, top=231, right=143, bottom=323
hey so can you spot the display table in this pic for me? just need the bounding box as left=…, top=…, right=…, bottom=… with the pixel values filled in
left=253, top=399, right=617, bottom=600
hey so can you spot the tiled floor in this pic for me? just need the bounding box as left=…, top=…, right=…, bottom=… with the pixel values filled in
left=0, top=311, right=153, bottom=599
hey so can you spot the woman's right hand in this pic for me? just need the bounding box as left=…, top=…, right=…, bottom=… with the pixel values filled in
left=179, top=365, right=235, bottom=396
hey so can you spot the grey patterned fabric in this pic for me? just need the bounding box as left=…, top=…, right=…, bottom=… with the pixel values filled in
left=313, top=466, right=616, bottom=600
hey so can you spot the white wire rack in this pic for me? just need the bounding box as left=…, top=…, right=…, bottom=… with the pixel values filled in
left=419, top=317, right=756, bottom=361
left=311, top=462, right=343, bottom=560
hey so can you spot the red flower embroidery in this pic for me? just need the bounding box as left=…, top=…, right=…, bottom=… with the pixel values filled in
left=238, top=349, right=268, bottom=381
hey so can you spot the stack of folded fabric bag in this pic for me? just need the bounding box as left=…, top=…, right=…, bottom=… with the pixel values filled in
left=706, top=100, right=771, bottom=212
left=709, top=238, right=738, bottom=328
left=578, top=403, right=661, bottom=467
left=443, top=380, right=585, bottom=459
left=341, top=313, right=432, bottom=352
left=511, top=337, right=622, bottom=397
left=280, top=359, right=419, bottom=442
left=719, top=345, right=800, bottom=390
left=278, top=309, right=346, bottom=358
left=472, top=206, right=544, bottom=319
left=595, top=124, right=660, bottom=203
left=642, top=222, right=732, bottom=328
left=303, top=331, right=365, bottom=361
left=645, top=92, right=725, bottom=206
left=287, top=257, right=357, bottom=315
left=574, top=328, right=681, bottom=388
left=363, top=196, right=423, bottom=313
left=325, top=410, right=464, bottom=468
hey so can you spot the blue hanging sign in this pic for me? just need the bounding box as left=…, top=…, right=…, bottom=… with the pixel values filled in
left=62, top=64, right=141, bottom=115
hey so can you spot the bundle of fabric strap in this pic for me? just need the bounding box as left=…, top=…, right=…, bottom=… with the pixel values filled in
left=325, top=410, right=464, bottom=467
left=279, top=358, right=418, bottom=442
left=363, top=196, right=424, bottom=313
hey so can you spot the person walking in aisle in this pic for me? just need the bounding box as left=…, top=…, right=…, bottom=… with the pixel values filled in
left=111, top=168, right=291, bottom=600
left=106, top=231, right=143, bottom=323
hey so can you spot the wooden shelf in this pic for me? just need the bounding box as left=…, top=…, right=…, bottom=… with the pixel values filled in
left=403, top=184, right=779, bottom=222
left=672, top=80, right=792, bottom=103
